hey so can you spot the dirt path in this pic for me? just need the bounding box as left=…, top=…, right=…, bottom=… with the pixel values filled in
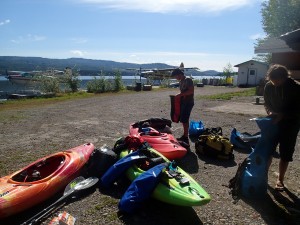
left=0, top=86, right=299, bottom=225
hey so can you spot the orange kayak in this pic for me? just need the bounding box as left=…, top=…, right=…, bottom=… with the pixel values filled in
left=0, top=143, right=95, bottom=218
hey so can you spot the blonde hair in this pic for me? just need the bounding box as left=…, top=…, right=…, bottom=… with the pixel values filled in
left=266, top=64, right=290, bottom=80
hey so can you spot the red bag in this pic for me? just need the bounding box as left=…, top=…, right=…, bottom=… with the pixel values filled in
left=170, top=95, right=181, bottom=123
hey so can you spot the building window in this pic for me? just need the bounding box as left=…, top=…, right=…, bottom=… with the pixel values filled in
left=249, top=69, right=256, bottom=75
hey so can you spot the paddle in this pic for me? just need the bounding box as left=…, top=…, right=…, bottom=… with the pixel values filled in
left=22, top=176, right=99, bottom=225
left=27, top=177, right=86, bottom=224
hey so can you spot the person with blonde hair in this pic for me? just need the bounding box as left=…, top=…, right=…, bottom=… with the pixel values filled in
left=264, top=64, right=300, bottom=191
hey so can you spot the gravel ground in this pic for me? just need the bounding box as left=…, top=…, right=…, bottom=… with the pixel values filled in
left=0, top=86, right=299, bottom=225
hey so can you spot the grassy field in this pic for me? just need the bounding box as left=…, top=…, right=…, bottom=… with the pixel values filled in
left=196, top=87, right=256, bottom=100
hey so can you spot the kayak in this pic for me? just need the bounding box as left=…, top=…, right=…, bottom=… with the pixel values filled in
left=129, top=124, right=187, bottom=160
left=0, top=143, right=95, bottom=219
left=119, top=145, right=211, bottom=207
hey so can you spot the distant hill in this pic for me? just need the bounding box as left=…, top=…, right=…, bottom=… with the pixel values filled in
left=0, top=56, right=220, bottom=76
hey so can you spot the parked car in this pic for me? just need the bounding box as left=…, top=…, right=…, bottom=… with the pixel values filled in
left=168, top=82, right=179, bottom=88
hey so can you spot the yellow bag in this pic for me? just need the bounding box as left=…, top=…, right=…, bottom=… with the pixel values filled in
left=195, top=134, right=234, bottom=160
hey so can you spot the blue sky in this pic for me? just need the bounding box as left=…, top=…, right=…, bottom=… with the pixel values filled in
left=0, top=0, right=266, bottom=71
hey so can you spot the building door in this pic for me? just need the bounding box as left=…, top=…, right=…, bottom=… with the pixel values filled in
left=247, top=68, right=257, bottom=86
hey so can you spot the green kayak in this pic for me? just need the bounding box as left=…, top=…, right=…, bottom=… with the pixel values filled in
left=119, top=146, right=211, bottom=207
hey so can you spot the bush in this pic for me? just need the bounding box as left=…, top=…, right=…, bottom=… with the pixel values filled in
left=39, top=76, right=60, bottom=94
left=113, top=70, right=124, bottom=92
left=86, top=76, right=109, bottom=93
left=60, top=67, right=81, bottom=92
left=86, top=71, right=124, bottom=93
left=160, top=77, right=172, bottom=88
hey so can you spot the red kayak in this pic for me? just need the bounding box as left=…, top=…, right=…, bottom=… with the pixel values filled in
left=129, top=124, right=187, bottom=160
left=0, top=143, right=95, bottom=218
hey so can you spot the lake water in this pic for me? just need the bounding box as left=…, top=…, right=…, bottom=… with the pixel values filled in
left=0, top=76, right=149, bottom=92
left=0, top=75, right=218, bottom=94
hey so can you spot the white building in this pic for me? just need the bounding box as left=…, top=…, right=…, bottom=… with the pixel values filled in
left=234, top=60, right=269, bottom=87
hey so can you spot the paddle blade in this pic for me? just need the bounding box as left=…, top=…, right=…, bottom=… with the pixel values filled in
left=64, top=176, right=85, bottom=195
left=74, top=177, right=99, bottom=191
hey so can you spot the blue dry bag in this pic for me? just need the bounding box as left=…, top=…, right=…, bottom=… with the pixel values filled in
left=189, top=120, right=205, bottom=136
left=241, top=117, right=279, bottom=198
left=230, top=128, right=261, bottom=152
left=100, top=150, right=147, bottom=188
left=118, top=163, right=167, bottom=213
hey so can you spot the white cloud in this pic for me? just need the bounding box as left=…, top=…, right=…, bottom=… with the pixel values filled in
left=78, top=0, right=258, bottom=13
left=27, top=34, right=46, bottom=41
left=10, top=34, right=46, bottom=44
left=250, top=33, right=266, bottom=40
left=70, top=50, right=88, bottom=56
left=0, top=19, right=10, bottom=26
left=70, top=38, right=88, bottom=44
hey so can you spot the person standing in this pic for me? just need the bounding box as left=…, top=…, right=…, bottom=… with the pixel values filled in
left=264, top=64, right=300, bottom=191
left=171, top=68, right=194, bottom=146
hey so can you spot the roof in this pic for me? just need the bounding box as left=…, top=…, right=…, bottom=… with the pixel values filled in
left=234, top=60, right=268, bottom=67
left=255, top=29, right=300, bottom=53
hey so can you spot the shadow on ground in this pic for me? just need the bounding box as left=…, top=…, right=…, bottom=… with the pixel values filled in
left=1, top=186, right=98, bottom=225
left=118, top=199, right=203, bottom=225
left=100, top=176, right=203, bottom=225
left=240, top=186, right=300, bottom=225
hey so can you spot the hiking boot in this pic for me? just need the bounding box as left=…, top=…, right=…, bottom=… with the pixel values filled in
left=177, top=135, right=190, bottom=148
left=177, top=135, right=189, bottom=143
left=178, top=140, right=190, bottom=149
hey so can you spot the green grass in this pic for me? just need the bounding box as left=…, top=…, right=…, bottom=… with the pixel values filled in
left=0, top=91, right=99, bottom=111
left=0, top=87, right=169, bottom=112
left=196, top=88, right=256, bottom=100
left=0, top=112, right=26, bottom=123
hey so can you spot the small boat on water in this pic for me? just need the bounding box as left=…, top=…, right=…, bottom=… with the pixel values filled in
left=5, top=70, right=63, bottom=85
left=0, top=143, right=95, bottom=219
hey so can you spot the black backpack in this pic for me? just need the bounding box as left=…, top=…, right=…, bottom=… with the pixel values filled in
left=228, top=157, right=250, bottom=199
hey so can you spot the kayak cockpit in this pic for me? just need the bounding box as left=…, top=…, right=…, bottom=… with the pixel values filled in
left=11, top=155, right=65, bottom=182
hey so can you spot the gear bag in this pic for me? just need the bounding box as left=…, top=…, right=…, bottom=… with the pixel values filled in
left=118, top=163, right=167, bottom=213
left=170, top=95, right=182, bottom=123
left=132, top=118, right=172, bottom=131
left=228, top=117, right=279, bottom=199
left=189, top=120, right=205, bottom=136
left=195, top=133, right=234, bottom=160
left=230, top=128, right=261, bottom=152
left=100, top=149, right=146, bottom=188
